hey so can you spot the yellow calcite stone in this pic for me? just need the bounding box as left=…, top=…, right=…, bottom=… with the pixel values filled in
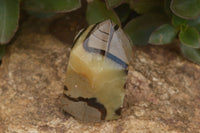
left=61, top=20, right=133, bottom=122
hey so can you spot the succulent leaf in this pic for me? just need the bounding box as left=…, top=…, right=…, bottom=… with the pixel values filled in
left=149, top=24, right=177, bottom=45
left=179, top=26, right=200, bottom=48
left=0, top=0, right=19, bottom=44
left=172, top=15, right=187, bottom=28
left=105, top=0, right=122, bottom=8
left=24, top=0, right=81, bottom=12
left=170, top=0, right=200, bottom=19
left=188, top=16, right=200, bottom=32
left=130, top=0, right=164, bottom=14
left=181, top=43, right=200, bottom=64
left=124, top=13, right=169, bottom=46
left=86, top=0, right=120, bottom=26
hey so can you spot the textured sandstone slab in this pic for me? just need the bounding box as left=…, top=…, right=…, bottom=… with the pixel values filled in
left=0, top=16, right=200, bottom=133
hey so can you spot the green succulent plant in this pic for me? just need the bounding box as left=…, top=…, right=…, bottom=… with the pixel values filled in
left=0, top=0, right=81, bottom=62
left=0, top=0, right=200, bottom=65
left=123, top=0, right=200, bottom=65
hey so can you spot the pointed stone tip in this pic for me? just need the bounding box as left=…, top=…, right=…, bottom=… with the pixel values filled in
left=104, top=19, right=112, bottom=23
left=100, top=19, right=115, bottom=29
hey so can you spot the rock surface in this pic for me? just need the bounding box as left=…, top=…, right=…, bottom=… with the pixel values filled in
left=0, top=12, right=200, bottom=133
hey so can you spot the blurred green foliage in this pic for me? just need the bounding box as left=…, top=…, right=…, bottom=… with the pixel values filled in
left=0, top=0, right=200, bottom=64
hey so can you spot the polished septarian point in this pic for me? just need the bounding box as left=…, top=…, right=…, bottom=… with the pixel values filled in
left=61, top=20, right=133, bottom=122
